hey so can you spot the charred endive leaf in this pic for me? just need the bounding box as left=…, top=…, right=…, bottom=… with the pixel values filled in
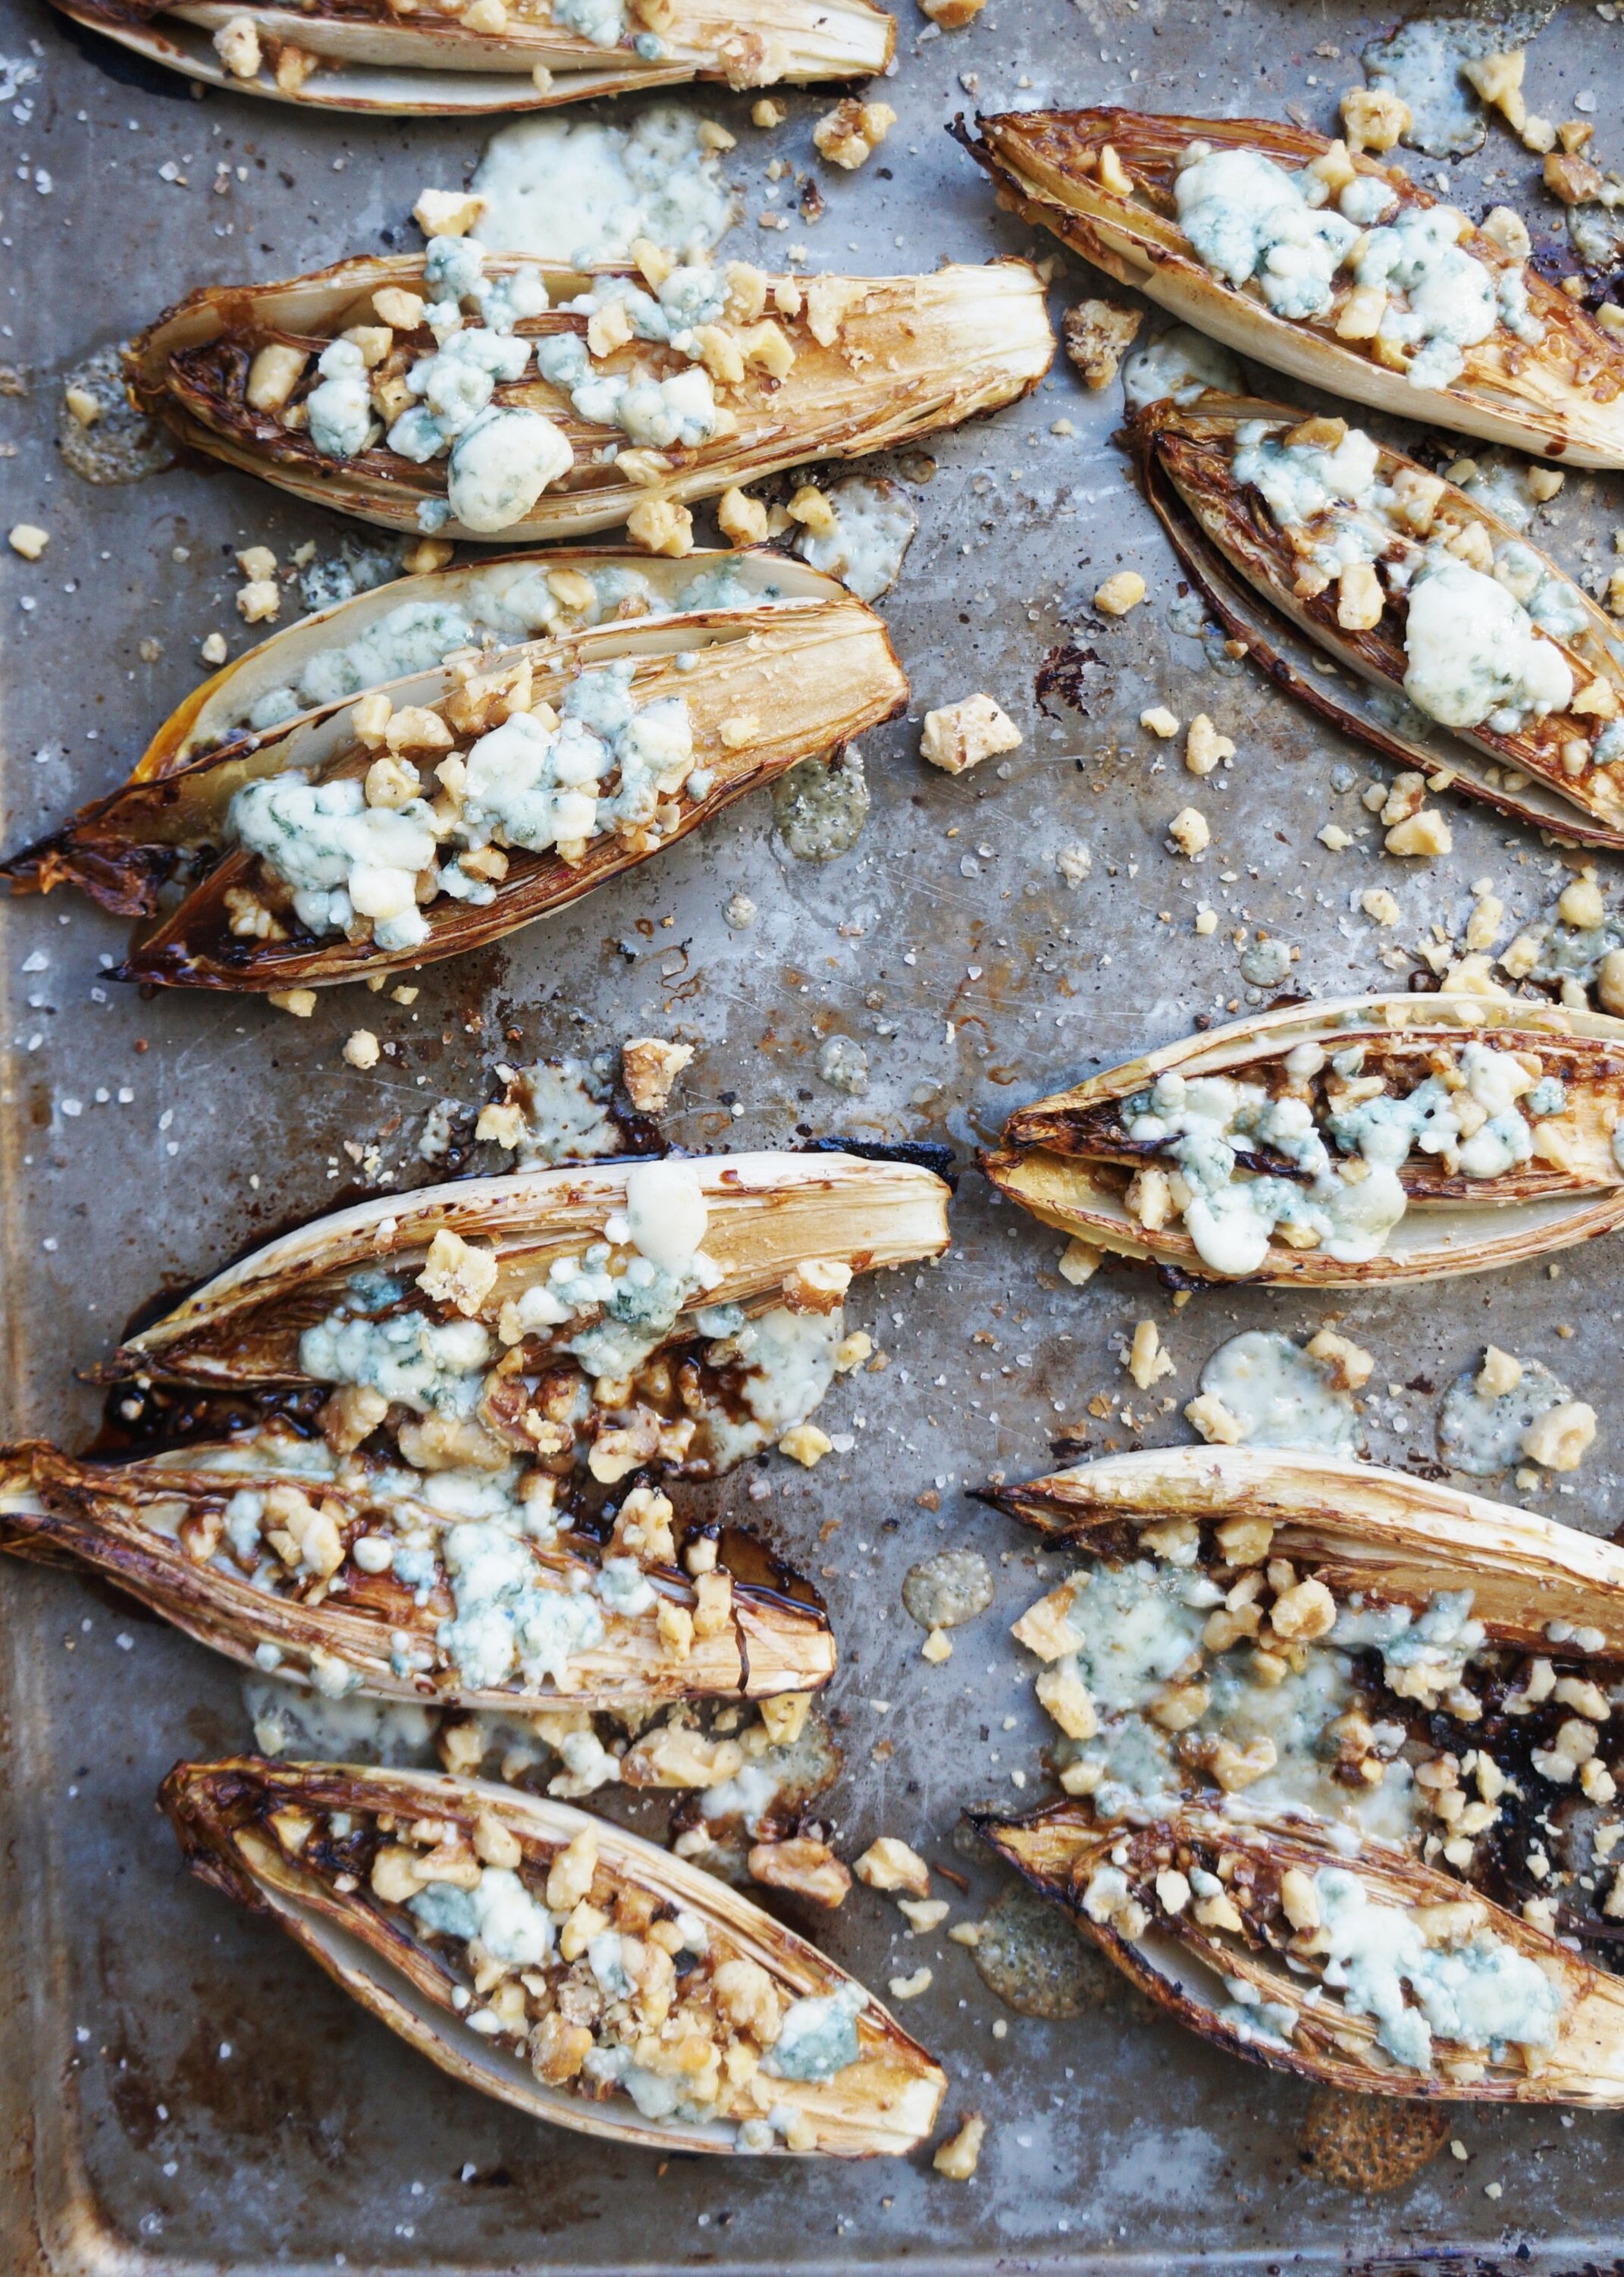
left=986, top=993, right=1624, bottom=1285
left=977, top=1800, right=1624, bottom=2104
left=162, top=1759, right=946, bottom=2153
left=0, top=1436, right=833, bottom=1710
left=100, top=1150, right=948, bottom=1508
left=0, top=548, right=844, bottom=918
left=1137, top=398, right=1624, bottom=851
left=45, top=0, right=892, bottom=117
left=978, top=1443, right=1624, bottom=2097
left=99, top=593, right=905, bottom=986
left=125, top=253, right=1052, bottom=544
left=959, top=108, right=1624, bottom=466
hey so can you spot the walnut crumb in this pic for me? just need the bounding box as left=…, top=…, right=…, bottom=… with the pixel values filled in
left=620, top=1035, right=694, bottom=1112
left=920, top=694, right=1022, bottom=776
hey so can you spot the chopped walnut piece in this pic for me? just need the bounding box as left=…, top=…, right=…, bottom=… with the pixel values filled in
left=1061, top=297, right=1143, bottom=390
left=1340, top=86, right=1411, bottom=153
left=626, top=496, right=694, bottom=557
left=1306, top=1328, right=1373, bottom=1390
left=416, top=1227, right=499, bottom=1316
left=748, top=1839, right=851, bottom=1908
left=413, top=187, right=488, bottom=238
left=212, top=14, right=262, bottom=75
left=782, top=1258, right=853, bottom=1315
left=236, top=577, right=278, bottom=625
left=812, top=98, right=896, bottom=170
left=717, top=486, right=770, bottom=545
left=620, top=1035, right=694, bottom=1112
left=1384, top=808, right=1452, bottom=858
left=1127, top=1319, right=1174, bottom=1391
left=1168, top=806, right=1211, bottom=856
left=920, top=0, right=986, bottom=24
left=1035, top=1661, right=1098, bottom=1739
left=691, top=1569, right=734, bottom=1639
left=1184, top=714, right=1234, bottom=776
left=854, top=1835, right=930, bottom=1897
left=933, top=2113, right=986, bottom=2181
left=778, top=1422, right=834, bottom=1466
left=1011, top=1584, right=1082, bottom=1663
left=1094, top=569, right=1146, bottom=616
left=920, top=693, right=1022, bottom=776
left=343, top=1028, right=381, bottom=1071
left=1522, top=1401, right=1597, bottom=1473
left=273, top=43, right=318, bottom=92
left=246, top=343, right=308, bottom=412
left=1545, top=151, right=1605, bottom=205
left=1187, top=1391, right=1245, bottom=1445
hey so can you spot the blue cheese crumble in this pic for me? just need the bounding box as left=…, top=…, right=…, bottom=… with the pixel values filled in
left=1171, top=141, right=1543, bottom=389
left=230, top=655, right=694, bottom=949
left=1120, top=1038, right=1548, bottom=1275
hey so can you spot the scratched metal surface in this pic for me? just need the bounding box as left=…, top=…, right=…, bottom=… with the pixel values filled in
left=5, top=0, right=1624, bottom=2268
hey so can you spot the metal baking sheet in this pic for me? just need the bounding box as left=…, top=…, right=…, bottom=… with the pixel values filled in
left=5, top=0, right=1624, bottom=2267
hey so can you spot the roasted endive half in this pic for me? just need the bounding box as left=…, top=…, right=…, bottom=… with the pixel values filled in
left=985, top=993, right=1624, bottom=1286
left=977, top=1802, right=1624, bottom=2104
left=106, top=1149, right=949, bottom=1478
left=125, top=247, right=1052, bottom=544
left=977, top=1443, right=1624, bottom=2098
left=162, top=1759, right=945, bottom=2153
left=0, top=1432, right=834, bottom=1711
left=1137, top=397, right=1624, bottom=850
left=959, top=108, right=1624, bottom=466
left=99, top=591, right=905, bottom=988
left=0, top=548, right=842, bottom=919
left=47, top=0, right=892, bottom=118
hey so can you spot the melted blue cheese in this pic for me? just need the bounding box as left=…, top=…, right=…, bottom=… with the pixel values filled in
left=1122, top=324, right=1244, bottom=410
left=793, top=477, right=918, bottom=603
left=230, top=657, right=694, bottom=949
left=299, top=1310, right=493, bottom=1414
left=472, top=109, right=736, bottom=268
left=1198, top=1331, right=1361, bottom=1455
left=1068, top=1560, right=1209, bottom=1712
left=762, top=1981, right=865, bottom=2081
left=409, top=1864, right=556, bottom=1962
left=505, top=1159, right=719, bottom=1380
left=1315, top=1867, right=1563, bottom=2072
left=1230, top=421, right=1581, bottom=739
left=1332, top=1589, right=1487, bottom=1713
left=1173, top=144, right=1541, bottom=388
left=1122, top=1042, right=1541, bottom=1276
left=695, top=1306, right=845, bottom=1469
left=437, top=1520, right=607, bottom=1690
left=1403, top=560, right=1575, bottom=732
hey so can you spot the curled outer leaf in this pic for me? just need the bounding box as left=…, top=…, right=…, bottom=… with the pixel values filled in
left=124, top=255, right=1053, bottom=543
left=976, top=1796, right=1624, bottom=2105
left=162, top=1758, right=945, bottom=2153
left=0, top=1437, right=834, bottom=1710
left=98, top=592, right=907, bottom=986
left=1136, top=397, right=1624, bottom=852
left=45, top=0, right=893, bottom=116
left=958, top=108, right=1624, bottom=467
left=2, top=548, right=841, bottom=917
left=984, top=993, right=1624, bottom=1285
